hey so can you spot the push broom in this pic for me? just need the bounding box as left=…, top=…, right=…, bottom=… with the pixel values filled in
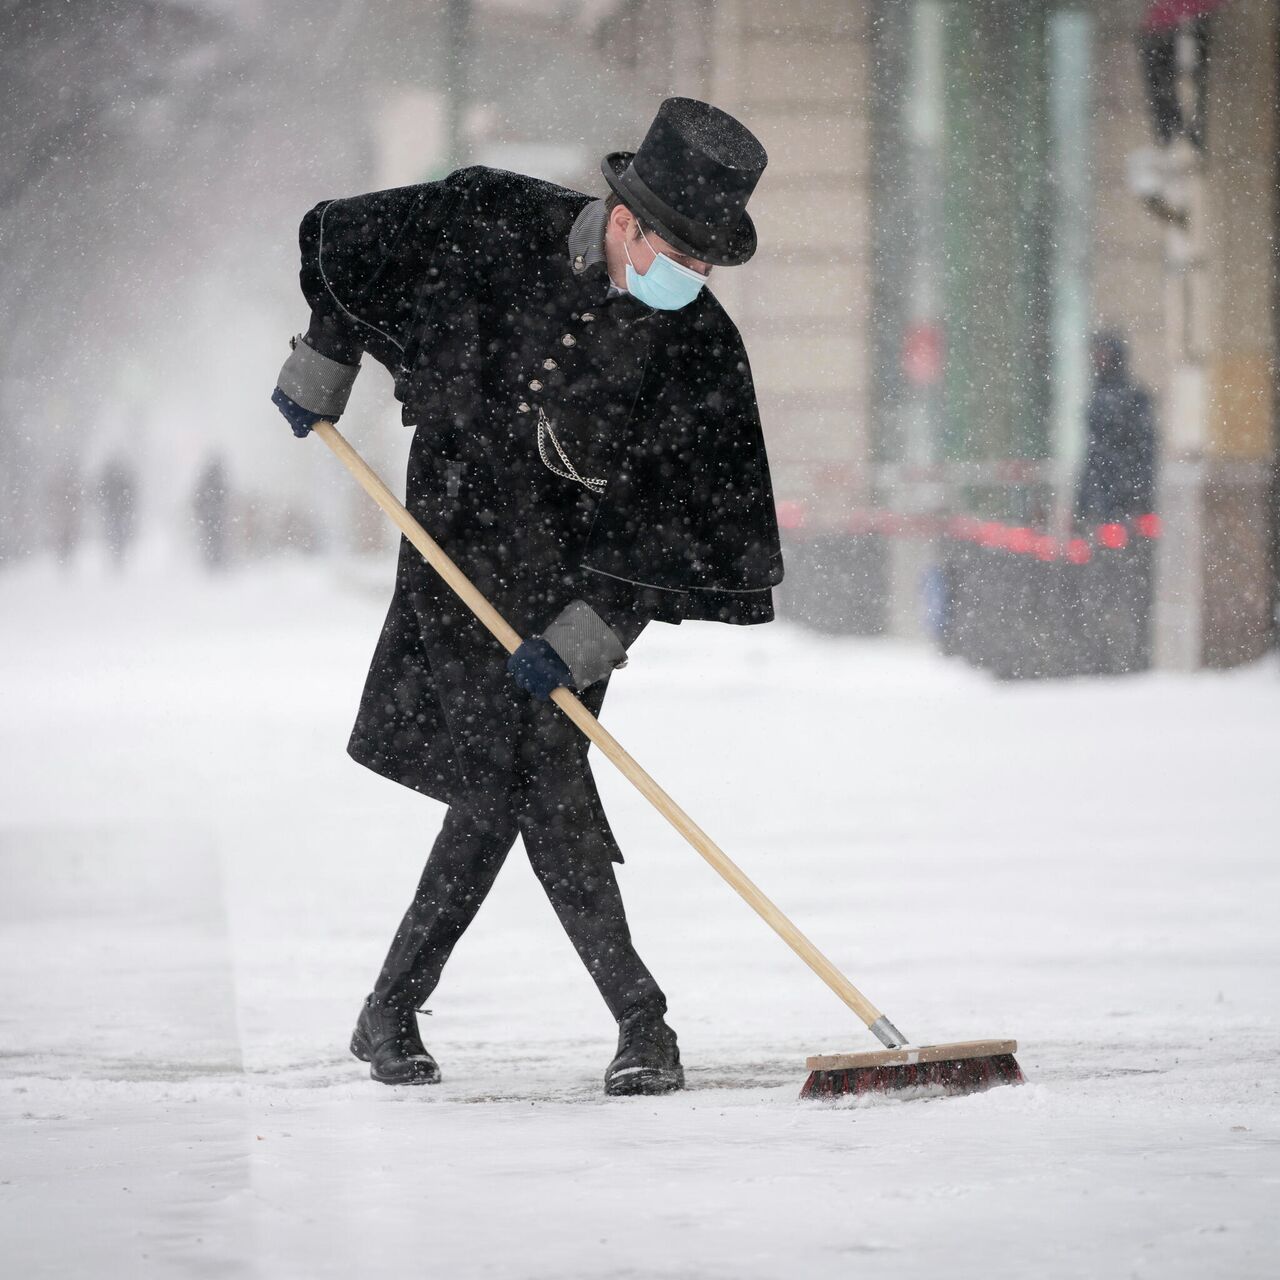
left=312, top=420, right=1024, bottom=1100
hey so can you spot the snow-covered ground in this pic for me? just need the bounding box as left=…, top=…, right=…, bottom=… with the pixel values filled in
left=2, top=559, right=1277, bottom=1279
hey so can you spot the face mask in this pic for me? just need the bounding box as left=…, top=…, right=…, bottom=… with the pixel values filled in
left=624, top=227, right=708, bottom=311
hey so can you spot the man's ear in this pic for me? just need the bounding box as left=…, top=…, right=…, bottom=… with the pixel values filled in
left=609, top=203, right=638, bottom=240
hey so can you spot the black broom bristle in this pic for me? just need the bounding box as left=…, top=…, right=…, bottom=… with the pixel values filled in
left=800, top=1052, right=1024, bottom=1100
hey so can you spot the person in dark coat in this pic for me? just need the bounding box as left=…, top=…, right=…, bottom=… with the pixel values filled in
left=1075, top=332, right=1158, bottom=525
left=192, top=457, right=230, bottom=570
left=1075, top=331, right=1159, bottom=674
left=271, top=99, right=782, bottom=1094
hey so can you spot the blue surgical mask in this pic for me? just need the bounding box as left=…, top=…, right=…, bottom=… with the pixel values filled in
left=624, top=227, right=708, bottom=311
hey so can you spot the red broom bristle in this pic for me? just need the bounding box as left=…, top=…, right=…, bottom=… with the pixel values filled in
left=799, top=1053, right=1024, bottom=1100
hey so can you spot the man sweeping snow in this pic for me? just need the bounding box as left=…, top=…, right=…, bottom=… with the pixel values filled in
left=271, top=98, right=782, bottom=1094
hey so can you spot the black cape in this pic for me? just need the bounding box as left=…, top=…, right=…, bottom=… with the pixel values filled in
left=293, top=166, right=783, bottom=827
left=299, top=166, right=782, bottom=615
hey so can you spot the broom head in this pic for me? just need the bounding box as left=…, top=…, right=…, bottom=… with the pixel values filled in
left=800, top=1039, right=1023, bottom=1100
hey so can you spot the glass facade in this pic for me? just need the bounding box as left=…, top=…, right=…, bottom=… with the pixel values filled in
left=871, top=0, right=1093, bottom=521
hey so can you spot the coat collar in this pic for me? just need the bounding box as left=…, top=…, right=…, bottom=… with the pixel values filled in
left=568, top=197, right=657, bottom=326
left=568, top=197, right=609, bottom=274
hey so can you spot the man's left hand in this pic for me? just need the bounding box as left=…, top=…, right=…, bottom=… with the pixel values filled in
left=507, top=637, right=573, bottom=700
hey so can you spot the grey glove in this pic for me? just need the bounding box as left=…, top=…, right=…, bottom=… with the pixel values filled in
left=272, top=335, right=361, bottom=436
left=540, top=600, right=629, bottom=690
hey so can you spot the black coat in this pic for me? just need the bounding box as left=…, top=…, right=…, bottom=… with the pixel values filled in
left=1075, top=346, right=1157, bottom=525
left=293, top=166, right=783, bottom=843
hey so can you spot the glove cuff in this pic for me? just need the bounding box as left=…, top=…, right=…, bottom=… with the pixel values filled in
left=541, top=600, right=628, bottom=690
left=274, top=335, right=361, bottom=419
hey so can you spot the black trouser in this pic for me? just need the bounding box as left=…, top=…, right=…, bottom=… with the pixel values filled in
left=370, top=778, right=666, bottom=1025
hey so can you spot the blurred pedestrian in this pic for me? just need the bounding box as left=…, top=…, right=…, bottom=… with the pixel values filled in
left=97, top=456, right=137, bottom=568
left=1075, top=332, right=1157, bottom=526
left=1075, top=332, right=1158, bottom=674
left=192, top=457, right=229, bottom=570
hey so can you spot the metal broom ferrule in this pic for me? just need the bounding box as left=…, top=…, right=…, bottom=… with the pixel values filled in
left=869, top=1016, right=909, bottom=1049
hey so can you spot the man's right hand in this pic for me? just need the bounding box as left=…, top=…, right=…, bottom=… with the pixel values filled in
left=271, top=387, right=328, bottom=439
left=272, top=332, right=361, bottom=439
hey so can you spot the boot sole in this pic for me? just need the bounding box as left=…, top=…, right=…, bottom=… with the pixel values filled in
left=604, top=1065, right=685, bottom=1097
left=350, top=1028, right=441, bottom=1086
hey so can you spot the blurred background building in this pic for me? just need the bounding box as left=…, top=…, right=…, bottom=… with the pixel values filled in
left=0, top=0, right=1275, bottom=670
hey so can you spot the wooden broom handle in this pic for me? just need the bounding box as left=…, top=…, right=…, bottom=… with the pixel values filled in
left=313, top=419, right=885, bottom=1030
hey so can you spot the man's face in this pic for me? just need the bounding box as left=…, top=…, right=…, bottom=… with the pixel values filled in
left=622, top=211, right=712, bottom=278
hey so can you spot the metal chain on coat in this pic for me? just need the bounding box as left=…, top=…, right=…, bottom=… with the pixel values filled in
left=536, top=407, right=607, bottom=494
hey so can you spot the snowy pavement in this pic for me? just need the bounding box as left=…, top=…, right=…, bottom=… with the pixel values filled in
left=2, top=559, right=1278, bottom=1278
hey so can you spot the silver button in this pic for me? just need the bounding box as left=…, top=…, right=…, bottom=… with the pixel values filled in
left=581, top=312, right=595, bottom=322
left=529, top=379, right=543, bottom=391
left=542, top=358, right=558, bottom=371
left=573, top=254, right=586, bottom=272
left=561, top=334, right=576, bottom=347
left=517, top=401, right=530, bottom=413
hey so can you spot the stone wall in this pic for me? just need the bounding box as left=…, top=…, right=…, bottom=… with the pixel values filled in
left=708, top=0, right=873, bottom=525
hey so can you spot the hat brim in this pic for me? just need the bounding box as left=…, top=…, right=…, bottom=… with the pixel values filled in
left=601, top=152, right=757, bottom=268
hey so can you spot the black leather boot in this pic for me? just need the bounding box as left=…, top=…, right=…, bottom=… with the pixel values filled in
left=350, top=996, right=442, bottom=1086
left=604, top=1007, right=684, bottom=1096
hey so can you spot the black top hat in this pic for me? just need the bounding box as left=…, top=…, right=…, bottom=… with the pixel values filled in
left=602, top=97, right=767, bottom=267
